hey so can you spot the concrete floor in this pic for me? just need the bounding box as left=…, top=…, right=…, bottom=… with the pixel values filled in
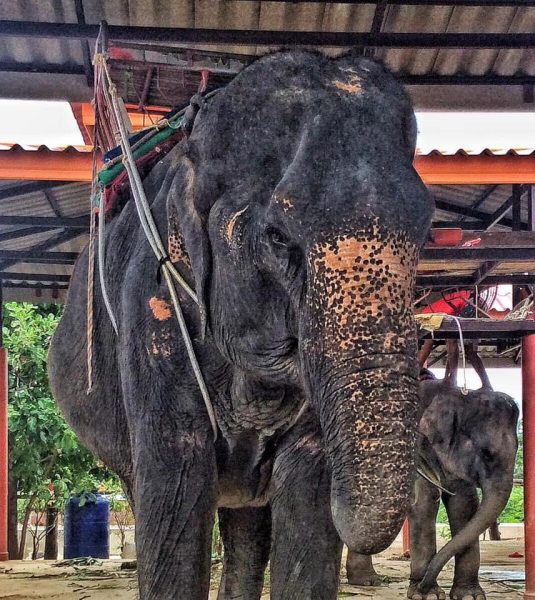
left=0, top=538, right=525, bottom=599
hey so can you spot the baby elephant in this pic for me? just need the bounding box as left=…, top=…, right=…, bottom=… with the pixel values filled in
left=346, top=381, right=519, bottom=600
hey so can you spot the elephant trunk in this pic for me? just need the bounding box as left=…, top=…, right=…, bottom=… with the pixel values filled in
left=418, top=480, right=513, bottom=593
left=302, top=232, right=421, bottom=554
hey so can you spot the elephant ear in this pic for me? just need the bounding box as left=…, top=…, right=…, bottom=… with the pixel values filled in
left=167, top=153, right=213, bottom=338
left=415, top=433, right=455, bottom=496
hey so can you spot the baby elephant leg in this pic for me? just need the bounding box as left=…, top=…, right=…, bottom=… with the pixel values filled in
left=443, top=486, right=486, bottom=600
left=346, top=551, right=382, bottom=586
left=408, top=478, right=445, bottom=600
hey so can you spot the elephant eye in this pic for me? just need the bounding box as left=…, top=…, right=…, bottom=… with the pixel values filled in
left=265, top=226, right=289, bottom=249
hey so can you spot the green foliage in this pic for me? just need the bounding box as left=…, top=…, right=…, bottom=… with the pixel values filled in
left=6, top=302, right=118, bottom=557
left=212, top=517, right=222, bottom=561
left=515, top=420, right=523, bottom=480
left=437, top=500, right=447, bottom=524
left=103, top=478, right=134, bottom=552
left=499, top=486, right=524, bottom=523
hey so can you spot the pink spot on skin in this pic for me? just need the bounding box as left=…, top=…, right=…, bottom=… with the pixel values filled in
left=149, top=297, right=172, bottom=321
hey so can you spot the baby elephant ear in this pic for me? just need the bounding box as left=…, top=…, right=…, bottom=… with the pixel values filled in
left=415, top=433, right=454, bottom=496
left=167, top=156, right=212, bottom=339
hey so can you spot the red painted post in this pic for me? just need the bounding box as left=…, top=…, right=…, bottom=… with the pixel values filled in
left=0, top=348, right=8, bottom=561
left=524, top=334, right=535, bottom=599
left=402, top=519, right=410, bottom=555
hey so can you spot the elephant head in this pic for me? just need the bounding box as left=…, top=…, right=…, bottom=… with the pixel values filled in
left=168, top=50, right=433, bottom=554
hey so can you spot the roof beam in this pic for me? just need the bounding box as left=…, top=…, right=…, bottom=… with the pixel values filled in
left=0, top=148, right=95, bottom=181
left=417, top=274, right=535, bottom=287
left=472, top=260, right=500, bottom=285
left=1, top=148, right=533, bottom=185
left=0, top=272, right=70, bottom=283
left=400, top=74, right=535, bottom=85
left=0, top=61, right=85, bottom=75
left=470, top=184, right=500, bottom=211
left=363, top=0, right=388, bottom=57
left=73, top=0, right=94, bottom=87
left=421, top=247, right=535, bottom=261
left=433, top=198, right=525, bottom=229
left=1, top=63, right=533, bottom=87
left=432, top=220, right=490, bottom=230
left=512, top=183, right=523, bottom=231
left=232, top=0, right=534, bottom=5
left=0, top=229, right=84, bottom=270
left=0, top=21, right=533, bottom=49
left=0, top=226, right=62, bottom=244
left=419, top=319, right=535, bottom=340
left=485, top=185, right=527, bottom=230
left=43, top=188, right=62, bottom=217
left=418, top=155, right=535, bottom=185
left=0, top=251, right=78, bottom=265
left=0, top=180, right=71, bottom=201
left=0, top=216, right=89, bottom=228
left=0, top=281, right=69, bottom=290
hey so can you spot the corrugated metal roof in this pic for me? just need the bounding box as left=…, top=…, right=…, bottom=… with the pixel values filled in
left=0, top=178, right=89, bottom=301
left=419, top=148, right=535, bottom=156
left=0, top=1, right=533, bottom=109
left=0, top=143, right=92, bottom=152
left=0, top=144, right=534, bottom=157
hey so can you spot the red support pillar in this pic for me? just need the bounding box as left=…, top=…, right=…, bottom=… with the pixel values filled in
left=523, top=334, right=535, bottom=599
left=402, top=519, right=410, bottom=555
left=0, top=348, right=8, bottom=561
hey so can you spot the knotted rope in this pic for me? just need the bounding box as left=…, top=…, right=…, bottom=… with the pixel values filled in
left=88, top=24, right=217, bottom=438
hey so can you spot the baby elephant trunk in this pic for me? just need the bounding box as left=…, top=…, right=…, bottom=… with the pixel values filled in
left=418, top=481, right=513, bottom=594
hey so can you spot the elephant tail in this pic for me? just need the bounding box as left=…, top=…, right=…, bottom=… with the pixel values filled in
left=417, top=482, right=512, bottom=594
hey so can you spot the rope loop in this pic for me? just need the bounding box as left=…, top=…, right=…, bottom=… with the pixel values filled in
left=90, top=27, right=217, bottom=439
left=156, top=255, right=172, bottom=285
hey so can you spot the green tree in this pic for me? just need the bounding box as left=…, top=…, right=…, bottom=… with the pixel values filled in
left=5, top=302, right=114, bottom=559
left=515, top=419, right=523, bottom=480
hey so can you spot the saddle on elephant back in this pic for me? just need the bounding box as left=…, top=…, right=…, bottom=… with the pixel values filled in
left=93, top=105, right=190, bottom=216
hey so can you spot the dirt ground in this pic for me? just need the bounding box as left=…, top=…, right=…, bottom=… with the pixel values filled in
left=0, top=539, right=525, bottom=599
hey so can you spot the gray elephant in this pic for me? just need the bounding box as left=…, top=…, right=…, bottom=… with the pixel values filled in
left=48, top=50, right=432, bottom=599
left=346, top=380, right=519, bottom=600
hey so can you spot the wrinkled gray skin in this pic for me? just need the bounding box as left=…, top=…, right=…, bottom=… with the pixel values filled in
left=346, top=381, right=519, bottom=600
left=48, top=50, right=431, bottom=600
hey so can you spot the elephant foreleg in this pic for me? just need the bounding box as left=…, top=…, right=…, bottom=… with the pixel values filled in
left=217, top=506, right=271, bottom=600
left=269, top=430, right=342, bottom=600
left=345, top=551, right=382, bottom=586
left=443, top=486, right=485, bottom=600
left=131, top=416, right=217, bottom=600
left=408, top=478, right=444, bottom=600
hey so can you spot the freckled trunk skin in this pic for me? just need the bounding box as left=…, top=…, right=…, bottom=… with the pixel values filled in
left=302, top=228, right=421, bottom=554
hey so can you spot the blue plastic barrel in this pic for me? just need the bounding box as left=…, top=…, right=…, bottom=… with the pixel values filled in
left=63, top=493, right=110, bottom=559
